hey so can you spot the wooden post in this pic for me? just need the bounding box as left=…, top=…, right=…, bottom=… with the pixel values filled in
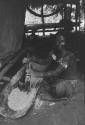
left=63, top=1, right=67, bottom=32
left=41, top=4, right=45, bottom=36
left=83, top=0, right=85, bottom=31
left=75, top=3, right=79, bottom=32
left=70, top=3, right=72, bottom=22
left=79, top=1, right=81, bottom=31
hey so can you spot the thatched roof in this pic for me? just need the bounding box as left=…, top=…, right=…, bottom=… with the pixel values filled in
left=27, top=0, right=80, bottom=8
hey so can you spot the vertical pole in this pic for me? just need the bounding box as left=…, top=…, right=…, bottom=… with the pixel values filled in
left=77, top=0, right=81, bottom=31
left=83, top=0, right=85, bottom=31
left=79, top=1, right=81, bottom=31
left=41, top=4, right=45, bottom=36
left=70, top=3, right=72, bottom=22
left=64, top=1, right=67, bottom=32
left=75, top=3, right=79, bottom=32
left=75, top=5, right=77, bottom=31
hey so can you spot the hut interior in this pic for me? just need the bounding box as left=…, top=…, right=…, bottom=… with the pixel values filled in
left=0, top=0, right=84, bottom=124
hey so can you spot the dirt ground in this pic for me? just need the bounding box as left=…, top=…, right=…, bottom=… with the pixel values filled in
left=0, top=78, right=85, bottom=125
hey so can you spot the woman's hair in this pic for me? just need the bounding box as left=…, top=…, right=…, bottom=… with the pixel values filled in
left=55, top=34, right=65, bottom=46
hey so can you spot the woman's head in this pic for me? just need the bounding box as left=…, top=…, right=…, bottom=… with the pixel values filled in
left=56, top=34, right=65, bottom=46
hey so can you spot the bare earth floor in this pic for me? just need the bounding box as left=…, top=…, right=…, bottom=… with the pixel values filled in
left=0, top=78, right=85, bottom=125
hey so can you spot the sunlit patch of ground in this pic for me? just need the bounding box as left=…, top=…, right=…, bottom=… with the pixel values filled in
left=0, top=77, right=84, bottom=125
